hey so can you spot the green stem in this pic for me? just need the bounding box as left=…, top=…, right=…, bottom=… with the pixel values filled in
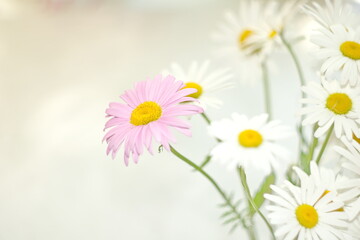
left=315, top=125, right=334, bottom=165
left=280, top=33, right=306, bottom=87
left=297, top=123, right=309, bottom=148
left=247, top=222, right=257, bottom=240
left=171, top=146, right=223, bottom=196
left=304, top=136, right=318, bottom=174
left=280, top=33, right=307, bottom=166
left=200, top=113, right=221, bottom=144
left=238, top=169, right=258, bottom=240
left=245, top=202, right=257, bottom=240
left=238, top=167, right=276, bottom=240
left=261, top=61, right=272, bottom=120
left=170, top=146, right=244, bottom=225
left=302, top=125, right=319, bottom=174
left=197, top=113, right=220, bottom=169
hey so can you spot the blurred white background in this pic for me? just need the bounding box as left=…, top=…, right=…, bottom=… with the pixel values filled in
left=0, top=0, right=333, bottom=239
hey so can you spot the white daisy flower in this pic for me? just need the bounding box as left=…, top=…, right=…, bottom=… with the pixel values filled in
left=211, top=0, right=299, bottom=83
left=303, top=0, right=359, bottom=30
left=311, top=24, right=360, bottom=86
left=163, top=60, right=234, bottom=109
left=265, top=165, right=348, bottom=240
left=335, top=137, right=360, bottom=220
left=300, top=79, right=360, bottom=140
left=208, top=113, right=291, bottom=174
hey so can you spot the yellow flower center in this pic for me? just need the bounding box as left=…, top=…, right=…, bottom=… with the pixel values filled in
left=268, top=30, right=277, bottom=39
left=238, top=129, right=263, bottom=148
left=295, top=204, right=319, bottom=229
left=238, top=29, right=254, bottom=47
left=183, top=82, right=203, bottom=99
left=340, top=41, right=360, bottom=60
left=326, top=93, right=352, bottom=115
left=130, top=101, right=162, bottom=126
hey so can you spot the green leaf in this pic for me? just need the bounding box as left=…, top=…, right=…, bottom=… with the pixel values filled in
left=222, top=216, right=238, bottom=225
left=220, top=210, right=233, bottom=219
left=249, top=173, right=275, bottom=216
left=199, top=155, right=212, bottom=169
left=233, top=199, right=242, bottom=208
left=217, top=202, right=228, bottom=208
left=228, top=222, right=240, bottom=234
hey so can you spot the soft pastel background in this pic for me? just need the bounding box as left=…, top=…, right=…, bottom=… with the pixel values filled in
left=1, top=0, right=357, bottom=239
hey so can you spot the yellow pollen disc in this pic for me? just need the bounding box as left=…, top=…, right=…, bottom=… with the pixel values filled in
left=353, top=134, right=360, bottom=144
left=295, top=204, right=319, bottom=229
left=326, top=93, right=352, bottom=115
left=340, top=41, right=360, bottom=60
left=238, top=29, right=254, bottom=47
left=130, top=101, right=162, bottom=126
left=238, top=129, right=263, bottom=148
left=183, top=82, right=203, bottom=99
left=268, top=30, right=277, bottom=39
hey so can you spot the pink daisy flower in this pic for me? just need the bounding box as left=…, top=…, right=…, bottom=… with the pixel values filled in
left=103, top=75, right=203, bottom=165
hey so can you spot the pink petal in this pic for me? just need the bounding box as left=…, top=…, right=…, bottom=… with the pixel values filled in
left=158, top=116, right=191, bottom=129
left=163, top=104, right=203, bottom=116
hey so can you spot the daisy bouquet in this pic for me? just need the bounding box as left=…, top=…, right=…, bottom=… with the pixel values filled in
left=103, top=0, right=360, bottom=239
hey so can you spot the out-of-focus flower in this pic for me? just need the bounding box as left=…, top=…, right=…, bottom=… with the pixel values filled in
left=103, top=75, right=203, bottom=165
left=208, top=113, right=290, bottom=174
left=300, top=79, right=360, bottom=139
left=163, top=60, right=234, bottom=109
left=303, top=0, right=359, bottom=30
left=265, top=164, right=348, bottom=240
left=311, top=25, right=360, bottom=86
left=211, top=0, right=300, bottom=83
left=335, top=137, right=360, bottom=220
